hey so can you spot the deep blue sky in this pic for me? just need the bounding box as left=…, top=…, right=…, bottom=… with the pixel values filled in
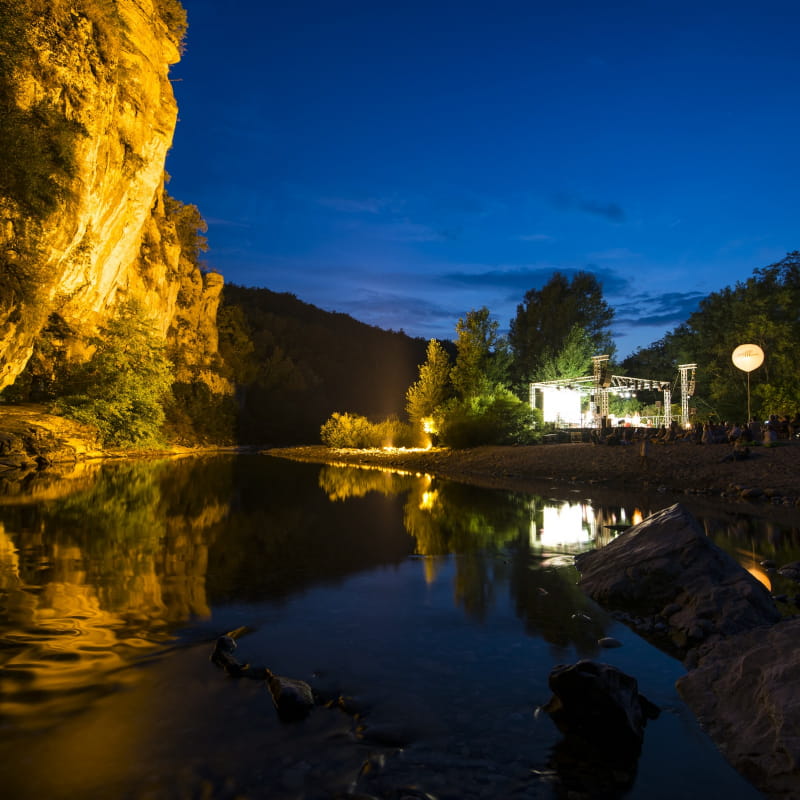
left=166, top=0, right=800, bottom=358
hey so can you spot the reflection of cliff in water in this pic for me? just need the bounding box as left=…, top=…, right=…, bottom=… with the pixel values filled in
left=0, top=457, right=230, bottom=729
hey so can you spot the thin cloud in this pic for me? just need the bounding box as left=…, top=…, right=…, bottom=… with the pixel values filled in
left=315, top=196, right=389, bottom=214
left=613, top=290, right=706, bottom=329
left=334, top=289, right=459, bottom=337
left=516, top=233, right=554, bottom=242
left=370, top=220, right=451, bottom=243
left=552, top=192, right=626, bottom=223
left=206, top=217, right=252, bottom=229
left=588, top=247, right=640, bottom=260
left=440, top=264, right=631, bottom=295
left=580, top=200, right=625, bottom=222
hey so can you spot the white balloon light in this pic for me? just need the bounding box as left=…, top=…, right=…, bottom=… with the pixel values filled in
left=731, top=344, right=764, bottom=373
left=731, top=344, right=764, bottom=422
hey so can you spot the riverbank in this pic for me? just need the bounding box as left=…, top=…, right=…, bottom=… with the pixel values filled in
left=3, top=402, right=799, bottom=523
left=267, top=440, right=800, bottom=524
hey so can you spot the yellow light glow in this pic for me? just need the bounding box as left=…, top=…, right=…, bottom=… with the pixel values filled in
left=746, top=565, right=771, bottom=591
left=632, top=508, right=643, bottom=525
left=419, top=489, right=438, bottom=511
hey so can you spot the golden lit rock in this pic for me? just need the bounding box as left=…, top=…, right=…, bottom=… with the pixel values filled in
left=0, top=1, right=227, bottom=393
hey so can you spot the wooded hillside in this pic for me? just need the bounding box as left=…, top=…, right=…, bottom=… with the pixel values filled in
left=219, top=284, right=432, bottom=445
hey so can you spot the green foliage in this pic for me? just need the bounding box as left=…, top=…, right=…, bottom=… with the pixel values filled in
left=0, top=103, right=86, bottom=216
left=320, top=412, right=414, bottom=449
left=166, top=381, right=237, bottom=445
left=607, top=394, right=643, bottom=418
left=0, top=313, right=74, bottom=402
left=536, top=323, right=595, bottom=381
left=435, top=389, right=540, bottom=448
left=153, top=0, right=188, bottom=46
left=509, top=271, right=614, bottom=389
left=216, top=303, right=258, bottom=384
left=53, top=301, right=174, bottom=448
left=0, top=2, right=100, bottom=215
left=405, top=339, right=452, bottom=443
left=451, top=307, right=510, bottom=399
left=625, top=252, right=800, bottom=422
left=377, top=416, right=415, bottom=448
left=164, top=193, right=208, bottom=266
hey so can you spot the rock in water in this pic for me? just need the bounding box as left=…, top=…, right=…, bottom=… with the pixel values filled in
left=574, top=503, right=780, bottom=658
left=267, top=672, right=315, bottom=721
left=544, top=660, right=659, bottom=748
left=210, top=634, right=250, bottom=677
left=542, top=660, right=659, bottom=797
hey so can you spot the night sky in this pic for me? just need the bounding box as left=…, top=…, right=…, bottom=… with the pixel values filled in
left=165, top=0, right=800, bottom=358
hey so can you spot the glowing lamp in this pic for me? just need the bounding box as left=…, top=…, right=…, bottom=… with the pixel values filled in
left=731, top=344, right=764, bottom=422
left=731, top=344, right=764, bottom=373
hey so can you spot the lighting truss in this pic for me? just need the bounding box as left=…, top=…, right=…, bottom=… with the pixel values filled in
left=530, top=354, right=679, bottom=428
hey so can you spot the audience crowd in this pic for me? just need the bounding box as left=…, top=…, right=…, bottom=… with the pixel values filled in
left=593, top=413, right=800, bottom=448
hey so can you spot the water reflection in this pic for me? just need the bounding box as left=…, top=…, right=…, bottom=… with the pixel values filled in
left=2, top=456, right=798, bottom=725
left=0, top=459, right=225, bottom=731
left=0, top=455, right=792, bottom=798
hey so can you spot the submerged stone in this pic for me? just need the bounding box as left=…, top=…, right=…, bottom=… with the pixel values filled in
left=267, top=672, right=315, bottom=721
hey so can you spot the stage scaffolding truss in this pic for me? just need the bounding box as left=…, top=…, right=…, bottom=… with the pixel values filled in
left=529, top=356, right=698, bottom=429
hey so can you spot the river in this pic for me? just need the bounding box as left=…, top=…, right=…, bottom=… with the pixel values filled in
left=1, top=453, right=794, bottom=798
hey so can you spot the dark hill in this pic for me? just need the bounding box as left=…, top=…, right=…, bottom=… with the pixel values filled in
left=219, top=284, right=434, bottom=445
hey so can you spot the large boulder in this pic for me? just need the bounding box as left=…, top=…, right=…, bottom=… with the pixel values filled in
left=677, top=618, right=800, bottom=799
left=574, top=503, right=780, bottom=658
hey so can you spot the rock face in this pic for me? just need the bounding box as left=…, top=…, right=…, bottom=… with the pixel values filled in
left=677, top=618, right=800, bottom=799
left=0, top=1, right=227, bottom=393
left=574, top=503, right=780, bottom=658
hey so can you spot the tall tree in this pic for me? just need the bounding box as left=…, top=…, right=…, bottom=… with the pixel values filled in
left=451, top=307, right=510, bottom=399
left=53, top=300, right=173, bottom=447
left=406, top=339, right=452, bottom=441
left=537, top=323, right=595, bottom=381
left=621, top=252, right=800, bottom=422
left=682, top=252, right=800, bottom=421
left=509, top=271, right=614, bottom=388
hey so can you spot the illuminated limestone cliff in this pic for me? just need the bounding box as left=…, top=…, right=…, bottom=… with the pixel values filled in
left=0, top=0, right=226, bottom=391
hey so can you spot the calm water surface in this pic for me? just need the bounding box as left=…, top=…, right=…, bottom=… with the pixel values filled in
left=1, top=453, right=795, bottom=799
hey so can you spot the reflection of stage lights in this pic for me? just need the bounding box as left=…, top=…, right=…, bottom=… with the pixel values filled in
left=419, top=490, right=438, bottom=511
left=532, top=503, right=593, bottom=548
